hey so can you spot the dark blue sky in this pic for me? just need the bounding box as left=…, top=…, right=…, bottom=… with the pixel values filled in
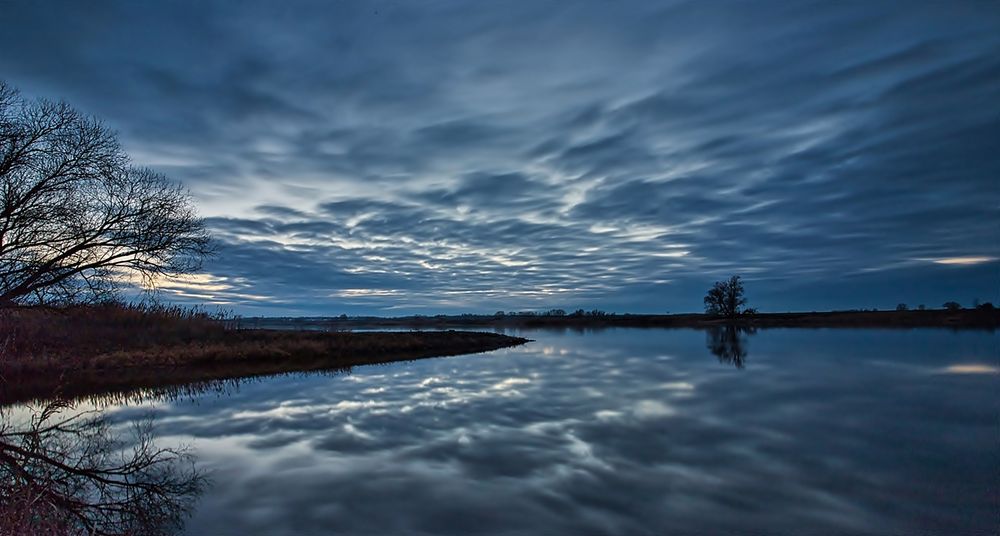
left=2, top=1, right=997, bottom=315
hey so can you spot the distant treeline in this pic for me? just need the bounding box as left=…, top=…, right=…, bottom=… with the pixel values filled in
left=244, top=306, right=999, bottom=330
left=493, top=308, right=614, bottom=317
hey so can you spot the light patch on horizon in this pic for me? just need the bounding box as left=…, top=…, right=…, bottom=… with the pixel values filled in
left=931, top=257, right=997, bottom=266
left=157, top=273, right=235, bottom=293
left=153, top=273, right=273, bottom=305
left=939, top=364, right=1000, bottom=375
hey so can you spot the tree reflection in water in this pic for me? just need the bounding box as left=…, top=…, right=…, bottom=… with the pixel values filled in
left=705, top=325, right=757, bottom=368
left=0, top=399, right=204, bottom=536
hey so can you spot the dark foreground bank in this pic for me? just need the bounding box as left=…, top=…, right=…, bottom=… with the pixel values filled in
left=0, top=304, right=528, bottom=405
left=1, top=329, right=528, bottom=405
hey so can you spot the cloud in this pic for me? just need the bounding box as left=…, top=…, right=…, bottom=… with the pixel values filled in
left=1, top=0, right=996, bottom=313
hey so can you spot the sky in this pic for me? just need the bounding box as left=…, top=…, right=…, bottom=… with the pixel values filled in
left=1, top=0, right=997, bottom=316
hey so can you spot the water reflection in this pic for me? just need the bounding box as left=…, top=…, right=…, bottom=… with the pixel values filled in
left=0, top=400, right=204, bottom=535
left=705, top=325, right=757, bottom=368
left=4, top=328, right=997, bottom=535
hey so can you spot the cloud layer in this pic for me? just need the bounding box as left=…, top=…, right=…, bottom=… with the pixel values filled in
left=2, top=1, right=997, bottom=314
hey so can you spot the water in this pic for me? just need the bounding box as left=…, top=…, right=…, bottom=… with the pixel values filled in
left=4, top=328, right=997, bottom=534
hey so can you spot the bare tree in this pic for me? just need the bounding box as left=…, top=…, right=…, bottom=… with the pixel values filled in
left=703, top=275, right=747, bottom=318
left=0, top=399, right=204, bottom=536
left=0, top=81, right=211, bottom=307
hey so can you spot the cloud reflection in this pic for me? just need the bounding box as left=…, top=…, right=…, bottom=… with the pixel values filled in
left=50, top=327, right=994, bottom=535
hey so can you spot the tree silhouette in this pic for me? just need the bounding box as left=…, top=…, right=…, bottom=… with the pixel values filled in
left=703, top=275, right=747, bottom=318
left=0, top=82, right=211, bottom=307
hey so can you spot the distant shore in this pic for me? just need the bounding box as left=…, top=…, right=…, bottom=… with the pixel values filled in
left=251, top=308, right=1000, bottom=331
left=3, top=305, right=996, bottom=405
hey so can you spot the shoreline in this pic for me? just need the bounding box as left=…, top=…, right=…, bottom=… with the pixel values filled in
left=0, top=330, right=529, bottom=406
left=3, top=307, right=996, bottom=406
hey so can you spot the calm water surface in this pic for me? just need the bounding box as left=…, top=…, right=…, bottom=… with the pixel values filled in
left=17, top=328, right=1000, bottom=534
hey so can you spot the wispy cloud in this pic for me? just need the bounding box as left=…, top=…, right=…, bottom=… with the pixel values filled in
left=2, top=1, right=996, bottom=313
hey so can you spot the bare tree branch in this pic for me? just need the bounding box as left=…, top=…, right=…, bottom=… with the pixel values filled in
left=0, top=81, right=213, bottom=307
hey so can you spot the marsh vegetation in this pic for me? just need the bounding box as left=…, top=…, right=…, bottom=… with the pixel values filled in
left=0, top=303, right=527, bottom=404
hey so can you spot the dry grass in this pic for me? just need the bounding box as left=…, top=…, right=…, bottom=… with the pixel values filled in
left=0, top=303, right=528, bottom=405
left=0, top=302, right=228, bottom=371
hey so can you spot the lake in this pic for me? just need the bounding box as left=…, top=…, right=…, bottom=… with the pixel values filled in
left=5, top=327, right=997, bottom=535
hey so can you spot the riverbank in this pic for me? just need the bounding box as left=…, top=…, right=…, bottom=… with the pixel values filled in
left=0, top=304, right=528, bottom=405
left=1, top=329, right=528, bottom=405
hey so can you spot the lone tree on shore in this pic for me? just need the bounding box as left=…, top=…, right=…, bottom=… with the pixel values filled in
left=704, top=275, right=748, bottom=318
left=0, top=82, right=211, bottom=307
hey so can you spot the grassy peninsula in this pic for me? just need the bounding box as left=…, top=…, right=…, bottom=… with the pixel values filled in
left=0, top=303, right=528, bottom=405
